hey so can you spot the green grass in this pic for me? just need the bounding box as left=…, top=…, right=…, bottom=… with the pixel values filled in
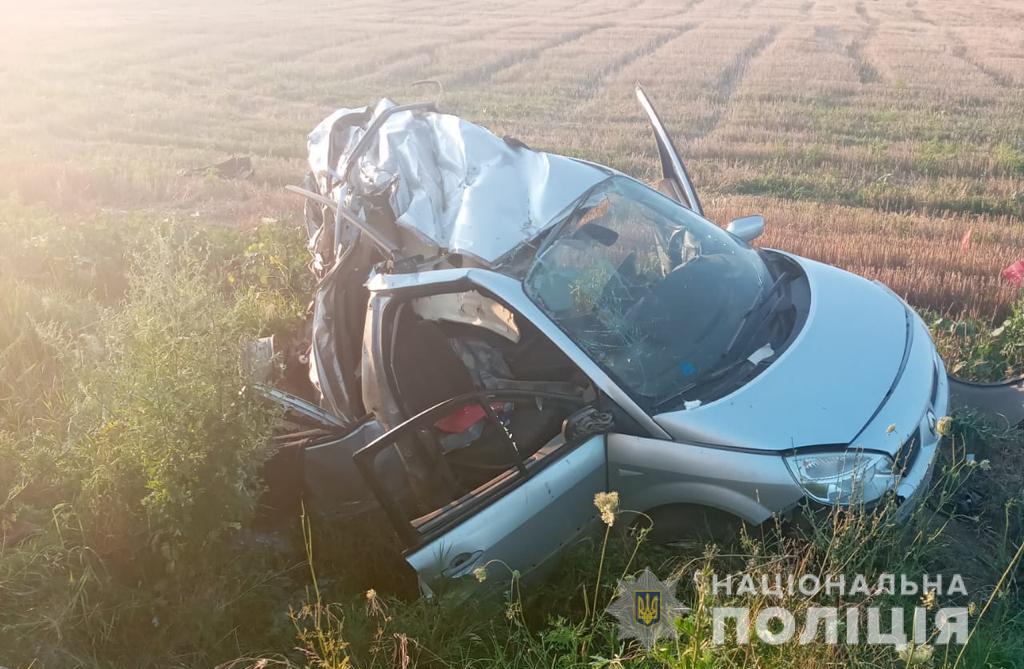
left=0, top=203, right=311, bottom=666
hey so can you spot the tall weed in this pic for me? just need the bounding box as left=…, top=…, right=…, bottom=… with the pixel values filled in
left=0, top=207, right=309, bottom=666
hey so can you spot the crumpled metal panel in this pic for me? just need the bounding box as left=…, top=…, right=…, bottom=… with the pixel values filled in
left=307, top=99, right=607, bottom=265
left=411, top=290, right=520, bottom=343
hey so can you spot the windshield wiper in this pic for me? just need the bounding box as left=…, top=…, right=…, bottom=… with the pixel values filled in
left=650, top=270, right=792, bottom=413
left=651, top=351, right=759, bottom=413
left=722, top=269, right=790, bottom=361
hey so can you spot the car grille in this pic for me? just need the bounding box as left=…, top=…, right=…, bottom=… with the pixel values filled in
left=894, top=427, right=922, bottom=476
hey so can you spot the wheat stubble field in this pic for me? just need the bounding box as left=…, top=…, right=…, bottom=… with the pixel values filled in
left=3, top=0, right=1023, bottom=318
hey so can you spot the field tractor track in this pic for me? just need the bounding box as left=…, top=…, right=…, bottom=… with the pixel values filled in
left=695, top=26, right=780, bottom=140
left=945, top=31, right=1014, bottom=88
left=450, top=22, right=611, bottom=88
left=571, top=25, right=697, bottom=107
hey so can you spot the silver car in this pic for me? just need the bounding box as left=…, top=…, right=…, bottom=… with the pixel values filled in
left=268, top=87, right=949, bottom=594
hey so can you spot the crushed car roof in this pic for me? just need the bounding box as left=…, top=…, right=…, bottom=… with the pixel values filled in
left=307, top=99, right=608, bottom=266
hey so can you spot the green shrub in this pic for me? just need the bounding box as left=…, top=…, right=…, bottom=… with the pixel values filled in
left=0, top=208, right=309, bottom=666
left=930, top=296, right=1024, bottom=381
left=993, top=142, right=1024, bottom=176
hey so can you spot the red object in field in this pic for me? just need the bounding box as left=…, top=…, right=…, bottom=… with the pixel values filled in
left=434, top=402, right=505, bottom=433
left=1001, top=260, right=1024, bottom=287
left=960, top=228, right=972, bottom=252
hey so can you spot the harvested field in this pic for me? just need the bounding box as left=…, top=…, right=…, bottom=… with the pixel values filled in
left=2, top=0, right=1022, bottom=317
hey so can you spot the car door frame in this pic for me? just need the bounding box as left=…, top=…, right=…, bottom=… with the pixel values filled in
left=351, top=390, right=607, bottom=579
left=634, top=84, right=704, bottom=217
left=363, top=268, right=672, bottom=441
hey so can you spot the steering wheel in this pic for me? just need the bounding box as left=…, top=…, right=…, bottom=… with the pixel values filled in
left=668, top=228, right=687, bottom=268
left=623, top=254, right=708, bottom=330
left=668, top=228, right=703, bottom=269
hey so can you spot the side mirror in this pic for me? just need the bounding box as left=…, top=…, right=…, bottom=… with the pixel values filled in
left=726, top=215, right=764, bottom=243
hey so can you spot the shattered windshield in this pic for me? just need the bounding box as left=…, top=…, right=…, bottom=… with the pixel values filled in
left=523, top=176, right=771, bottom=412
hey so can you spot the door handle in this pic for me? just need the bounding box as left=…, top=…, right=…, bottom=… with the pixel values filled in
left=441, top=549, right=484, bottom=579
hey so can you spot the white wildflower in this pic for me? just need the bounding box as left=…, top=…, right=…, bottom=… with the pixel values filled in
left=594, top=491, right=619, bottom=527
left=896, top=642, right=934, bottom=666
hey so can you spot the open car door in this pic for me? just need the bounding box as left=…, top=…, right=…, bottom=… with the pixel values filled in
left=353, top=391, right=608, bottom=595
left=635, top=84, right=704, bottom=216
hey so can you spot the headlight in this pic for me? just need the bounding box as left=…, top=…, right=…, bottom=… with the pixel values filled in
left=784, top=450, right=896, bottom=505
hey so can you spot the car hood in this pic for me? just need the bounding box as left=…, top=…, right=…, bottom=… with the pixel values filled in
left=654, top=254, right=912, bottom=451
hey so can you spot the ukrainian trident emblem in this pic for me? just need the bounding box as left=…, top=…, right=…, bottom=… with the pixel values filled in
left=634, top=591, right=661, bottom=626
left=607, top=568, right=688, bottom=650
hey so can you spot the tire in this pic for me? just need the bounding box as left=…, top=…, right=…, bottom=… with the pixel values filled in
left=638, top=504, right=750, bottom=549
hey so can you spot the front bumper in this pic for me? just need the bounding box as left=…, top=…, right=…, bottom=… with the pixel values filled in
left=795, top=346, right=949, bottom=522
left=892, top=353, right=949, bottom=521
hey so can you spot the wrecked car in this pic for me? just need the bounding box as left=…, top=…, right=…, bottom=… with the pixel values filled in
left=266, top=86, right=950, bottom=593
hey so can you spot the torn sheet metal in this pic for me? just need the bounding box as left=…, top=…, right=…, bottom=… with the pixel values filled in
left=411, top=290, right=520, bottom=342
left=307, top=99, right=607, bottom=265
left=242, top=335, right=276, bottom=384
left=303, top=419, right=388, bottom=519
left=307, top=223, right=375, bottom=423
